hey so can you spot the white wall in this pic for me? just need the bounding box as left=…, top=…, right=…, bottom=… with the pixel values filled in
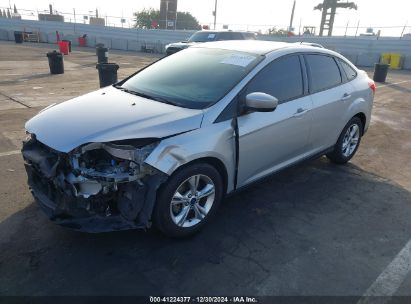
left=1, top=18, right=411, bottom=69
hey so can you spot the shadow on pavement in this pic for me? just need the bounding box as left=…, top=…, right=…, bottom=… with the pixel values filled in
left=1, top=157, right=411, bottom=296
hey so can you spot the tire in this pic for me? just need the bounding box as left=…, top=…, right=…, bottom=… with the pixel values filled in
left=326, top=117, right=363, bottom=164
left=152, top=163, right=223, bottom=238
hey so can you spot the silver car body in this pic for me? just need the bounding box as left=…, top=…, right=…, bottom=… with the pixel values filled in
left=24, top=41, right=374, bottom=231
left=148, top=41, right=373, bottom=190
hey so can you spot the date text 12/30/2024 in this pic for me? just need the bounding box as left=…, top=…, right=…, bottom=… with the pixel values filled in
left=150, top=297, right=258, bottom=303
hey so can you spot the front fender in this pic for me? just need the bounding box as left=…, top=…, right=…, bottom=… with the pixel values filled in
left=144, top=120, right=236, bottom=193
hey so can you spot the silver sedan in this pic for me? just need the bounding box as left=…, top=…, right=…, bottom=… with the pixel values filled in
left=22, top=41, right=375, bottom=237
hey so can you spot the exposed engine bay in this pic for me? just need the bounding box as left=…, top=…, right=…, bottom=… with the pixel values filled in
left=22, top=135, right=167, bottom=232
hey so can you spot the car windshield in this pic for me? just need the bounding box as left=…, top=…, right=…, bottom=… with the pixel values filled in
left=188, top=32, right=218, bottom=42
left=120, top=48, right=263, bottom=109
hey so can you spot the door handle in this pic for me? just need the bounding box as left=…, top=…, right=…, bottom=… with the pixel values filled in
left=341, top=93, right=352, bottom=101
left=293, top=108, right=309, bottom=117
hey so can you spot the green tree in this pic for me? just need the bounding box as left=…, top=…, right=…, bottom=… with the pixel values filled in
left=133, top=8, right=200, bottom=30
left=133, top=8, right=160, bottom=29
left=267, top=27, right=288, bottom=36
left=176, top=12, right=201, bottom=30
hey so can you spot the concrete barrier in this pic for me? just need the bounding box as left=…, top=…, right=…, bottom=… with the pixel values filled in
left=0, top=29, right=8, bottom=40
left=340, top=52, right=359, bottom=65
left=96, top=37, right=112, bottom=49
left=357, top=53, right=381, bottom=67
left=62, top=34, right=79, bottom=46
left=112, top=38, right=128, bottom=51
left=7, top=30, right=14, bottom=41
left=128, top=40, right=143, bottom=52
left=85, top=35, right=96, bottom=48
left=47, top=32, right=59, bottom=44
left=38, top=32, right=48, bottom=43
left=403, top=56, right=411, bottom=70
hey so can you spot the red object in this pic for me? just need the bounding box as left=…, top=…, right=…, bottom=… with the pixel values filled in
left=369, top=81, right=377, bottom=94
left=58, top=41, right=69, bottom=55
left=151, top=20, right=158, bottom=28
left=78, top=37, right=86, bottom=47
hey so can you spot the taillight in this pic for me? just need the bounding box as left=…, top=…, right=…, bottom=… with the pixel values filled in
left=369, top=81, right=376, bottom=94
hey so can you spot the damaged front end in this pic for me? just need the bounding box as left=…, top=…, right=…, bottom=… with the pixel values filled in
left=22, top=135, right=167, bottom=232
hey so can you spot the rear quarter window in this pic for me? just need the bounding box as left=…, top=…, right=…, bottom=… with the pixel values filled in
left=242, top=33, right=257, bottom=40
left=305, top=54, right=342, bottom=93
left=339, top=59, right=357, bottom=81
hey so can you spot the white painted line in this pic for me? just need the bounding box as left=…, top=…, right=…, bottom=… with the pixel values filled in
left=378, top=80, right=410, bottom=88
left=357, top=238, right=411, bottom=304
left=0, top=150, right=20, bottom=157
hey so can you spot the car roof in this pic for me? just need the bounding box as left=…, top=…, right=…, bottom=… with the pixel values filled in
left=195, top=30, right=256, bottom=34
left=192, top=40, right=330, bottom=56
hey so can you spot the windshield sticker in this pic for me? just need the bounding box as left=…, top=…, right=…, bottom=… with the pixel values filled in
left=208, top=34, right=216, bottom=39
left=221, top=54, right=256, bottom=67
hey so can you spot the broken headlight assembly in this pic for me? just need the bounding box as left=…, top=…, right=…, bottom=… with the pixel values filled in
left=67, top=139, right=160, bottom=198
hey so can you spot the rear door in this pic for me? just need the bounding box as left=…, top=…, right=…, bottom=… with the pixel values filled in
left=237, top=54, right=313, bottom=187
left=304, top=54, right=355, bottom=151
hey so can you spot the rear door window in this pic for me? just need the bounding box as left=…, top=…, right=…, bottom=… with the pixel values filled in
left=246, top=55, right=304, bottom=103
left=230, top=32, right=245, bottom=40
left=242, top=33, right=257, bottom=40
left=217, top=32, right=235, bottom=40
left=305, top=54, right=342, bottom=93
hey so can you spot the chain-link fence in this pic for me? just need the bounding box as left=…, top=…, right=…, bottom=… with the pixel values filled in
left=0, top=6, right=410, bottom=38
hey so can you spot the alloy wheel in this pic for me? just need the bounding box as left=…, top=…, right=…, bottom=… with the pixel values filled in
left=169, top=174, right=215, bottom=228
left=342, top=124, right=360, bottom=157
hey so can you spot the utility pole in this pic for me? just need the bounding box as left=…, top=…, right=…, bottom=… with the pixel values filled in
left=289, top=0, right=296, bottom=32
left=73, top=8, right=76, bottom=33
left=165, top=0, right=169, bottom=29
left=344, top=20, right=349, bottom=37
left=213, top=0, right=218, bottom=30
left=400, top=21, right=408, bottom=39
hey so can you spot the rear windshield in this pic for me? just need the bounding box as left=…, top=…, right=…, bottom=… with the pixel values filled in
left=121, top=48, right=263, bottom=109
left=188, top=32, right=218, bottom=42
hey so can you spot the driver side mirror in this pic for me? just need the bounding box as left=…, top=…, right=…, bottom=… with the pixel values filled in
left=245, top=92, right=278, bottom=113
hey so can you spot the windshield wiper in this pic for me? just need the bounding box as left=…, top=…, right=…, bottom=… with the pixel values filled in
left=113, top=85, right=178, bottom=107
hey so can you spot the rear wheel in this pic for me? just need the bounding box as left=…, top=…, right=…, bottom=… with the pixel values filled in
left=153, top=163, right=223, bottom=238
left=326, top=117, right=363, bottom=164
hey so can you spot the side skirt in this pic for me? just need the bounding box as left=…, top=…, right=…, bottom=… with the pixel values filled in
left=226, top=146, right=335, bottom=198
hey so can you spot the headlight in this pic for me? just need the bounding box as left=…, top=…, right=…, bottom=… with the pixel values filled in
left=70, top=140, right=160, bottom=183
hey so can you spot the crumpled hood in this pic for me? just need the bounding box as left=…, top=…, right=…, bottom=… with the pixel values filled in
left=25, top=86, right=203, bottom=153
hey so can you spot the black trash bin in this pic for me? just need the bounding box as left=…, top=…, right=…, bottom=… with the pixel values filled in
left=97, top=47, right=108, bottom=63
left=96, top=63, right=119, bottom=88
left=46, top=51, right=64, bottom=74
left=62, top=40, right=72, bottom=52
left=14, top=31, right=23, bottom=43
left=373, top=63, right=389, bottom=83
left=95, top=43, right=104, bottom=55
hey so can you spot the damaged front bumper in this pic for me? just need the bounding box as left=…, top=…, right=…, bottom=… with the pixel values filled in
left=22, top=136, right=167, bottom=233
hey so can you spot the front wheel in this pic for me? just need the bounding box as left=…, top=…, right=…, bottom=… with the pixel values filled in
left=326, top=117, right=363, bottom=164
left=152, top=163, right=223, bottom=238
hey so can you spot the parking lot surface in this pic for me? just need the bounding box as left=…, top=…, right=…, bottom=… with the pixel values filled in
left=0, top=41, right=410, bottom=299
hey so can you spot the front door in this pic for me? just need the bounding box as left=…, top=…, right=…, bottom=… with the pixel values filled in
left=236, top=55, right=313, bottom=187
